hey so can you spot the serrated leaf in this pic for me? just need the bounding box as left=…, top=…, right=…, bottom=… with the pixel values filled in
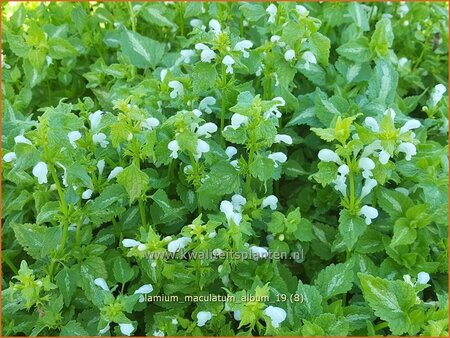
left=192, top=63, right=218, bottom=95
left=358, top=273, right=416, bottom=335
left=295, top=281, right=323, bottom=318
left=117, top=164, right=149, bottom=203
left=339, top=210, right=367, bottom=250
left=113, top=257, right=134, bottom=284
left=309, top=32, right=330, bottom=66
left=250, top=154, right=275, bottom=181
left=315, top=261, right=354, bottom=299
left=119, top=29, right=165, bottom=68
left=55, top=267, right=78, bottom=306
left=60, top=320, right=89, bottom=336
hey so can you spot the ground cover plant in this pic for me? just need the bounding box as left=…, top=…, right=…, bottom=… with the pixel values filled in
left=1, top=1, right=449, bottom=336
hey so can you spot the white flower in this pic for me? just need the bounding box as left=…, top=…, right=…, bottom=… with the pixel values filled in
left=172, top=319, right=178, bottom=325
left=197, top=311, right=212, bottom=327
left=333, top=174, right=347, bottom=196
left=302, top=51, right=316, bottom=64
left=14, top=135, right=32, bottom=145
left=268, top=152, right=287, bottom=167
left=358, top=157, right=375, bottom=179
left=256, top=63, right=265, bottom=76
left=231, top=194, right=246, bottom=211
left=364, top=117, right=380, bottom=132
left=274, top=134, right=293, bottom=145
left=222, top=55, right=235, bottom=74
left=360, top=178, right=377, bottom=199
left=190, top=19, right=205, bottom=30
left=208, top=19, right=221, bottom=34
left=429, top=84, right=446, bottom=107
left=119, top=323, right=134, bottom=336
left=270, top=35, right=281, bottom=43
left=196, top=123, right=218, bottom=138
left=397, top=142, right=416, bottom=161
left=225, top=146, right=237, bottom=160
left=68, top=131, right=82, bottom=148
left=360, top=205, right=379, bottom=225
left=338, top=164, right=349, bottom=176
left=138, top=244, right=147, bottom=251
left=153, top=330, right=165, bottom=337
left=263, top=306, right=286, bottom=328
left=250, top=246, right=269, bottom=259
left=261, top=195, right=278, bottom=210
left=379, top=150, right=390, bottom=165
left=180, top=49, right=195, bottom=63
left=264, top=97, right=285, bottom=119
left=195, top=139, right=210, bottom=160
left=397, top=3, right=409, bottom=17
left=195, top=43, right=216, bottom=63
left=403, top=274, right=414, bottom=286
left=32, top=162, right=48, bottom=184
left=234, top=40, right=253, bottom=58
left=266, top=4, right=277, bottom=24
left=92, top=133, right=109, bottom=148
left=107, top=167, right=123, bottom=181
left=160, top=68, right=168, bottom=82
left=99, top=323, right=110, bottom=334
left=417, top=272, right=430, bottom=285
left=199, top=96, right=216, bottom=114
left=233, top=310, right=241, bottom=321
left=97, top=159, right=105, bottom=175
left=284, top=49, right=295, bottom=62
left=296, top=5, right=309, bottom=16
left=55, top=161, right=68, bottom=187
left=318, top=149, right=341, bottom=164
left=142, top=117, right=160, bottom=130
left=168, top=140, right=180, bottom=159
left=228, top=113, right=248, bottom=130
left=398, top=57, right=409, bottom=67
left=89, top=110, right=104, bottom=131
left=384, top=107, right=396, bottom=120
left=220, top=200, right=242, bottom=226
left=3, top=152, right=16, bottom=163
left=94, top=278, right=109, bottom=291
left=168, top=80, right=184, bottom=99
left=122, top=239, right=142, bottom=248
left=134, top=284, right=153, bottom=302
left=82, top=189, right=93, bottom=200
left=167, top=237, right=192, bottom=253
left=399, top=119, right=421, bottom=134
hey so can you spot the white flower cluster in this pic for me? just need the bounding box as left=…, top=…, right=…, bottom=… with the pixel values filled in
left=220, top=194, right=246, bottom=226
left=94, top=278, right=153, bottom=335
left=167, top=114, right=218, bottom=161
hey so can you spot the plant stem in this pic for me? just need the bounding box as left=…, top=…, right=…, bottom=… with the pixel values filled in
left=189, top=153, right=202, bottom=214
left=127, top=2, right=136, bottom=32
left=3, top=256, right=18, bottom=275
left=245, top=146, right=255, bottom=195
left=220, top=64, right=227, bottom=141
left=346, top=156, right=355, bottom=212
left=374, top=322, right=389, bottom=331
left=112, top=217, right=122, bottom=242
left=133, top=139, right=147, bottom=228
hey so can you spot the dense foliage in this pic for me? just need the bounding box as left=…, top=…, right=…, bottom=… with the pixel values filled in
left=1, top=2, right=448, bottom=336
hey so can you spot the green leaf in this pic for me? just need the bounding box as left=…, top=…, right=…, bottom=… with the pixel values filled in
left=348, top=2, right=370, bottom=31
left=12, top=223, right=61, bottom=260
left=339, top=209, right=367, bottom=250
left=55, top=267, right=78, bottom=306
left=369, top=17, right=394, bottom=57
left=309, top=32, right=330, bottom=66
left=67, top=163, right=94, bottom=190
left=376, top=187, right=413, bottom=218
left=113, top=257, right=134, bottom=284
left=36, top=201, right=61, bottom=225
left=390, top=218, right=417, bottom=247
left=250, top=154, right=275, bottom=181
left=117, top=164, right=149, bottom=203
left=119, top=29, right=165, bottom=69
left=60, top=320, right=89, bottom=336
left=336, top=37, right=371, bottom=62
left=295, top=281, right=323, bottom=318
left=239, top=3, right=267, bottom=22
left=192, top=62, right=218, bottom=95
left=313, top=162, right=338, bottom=186
left=48, top=37, right=79, bottom=59
left=315, top=261, right=354, bottom=299
left=368, top=59, right=398, bottom=106
left=358, top=273, right=416, bottom=335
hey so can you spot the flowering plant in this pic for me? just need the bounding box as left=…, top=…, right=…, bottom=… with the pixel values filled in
left=1, top=2, right=448, bottom=336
